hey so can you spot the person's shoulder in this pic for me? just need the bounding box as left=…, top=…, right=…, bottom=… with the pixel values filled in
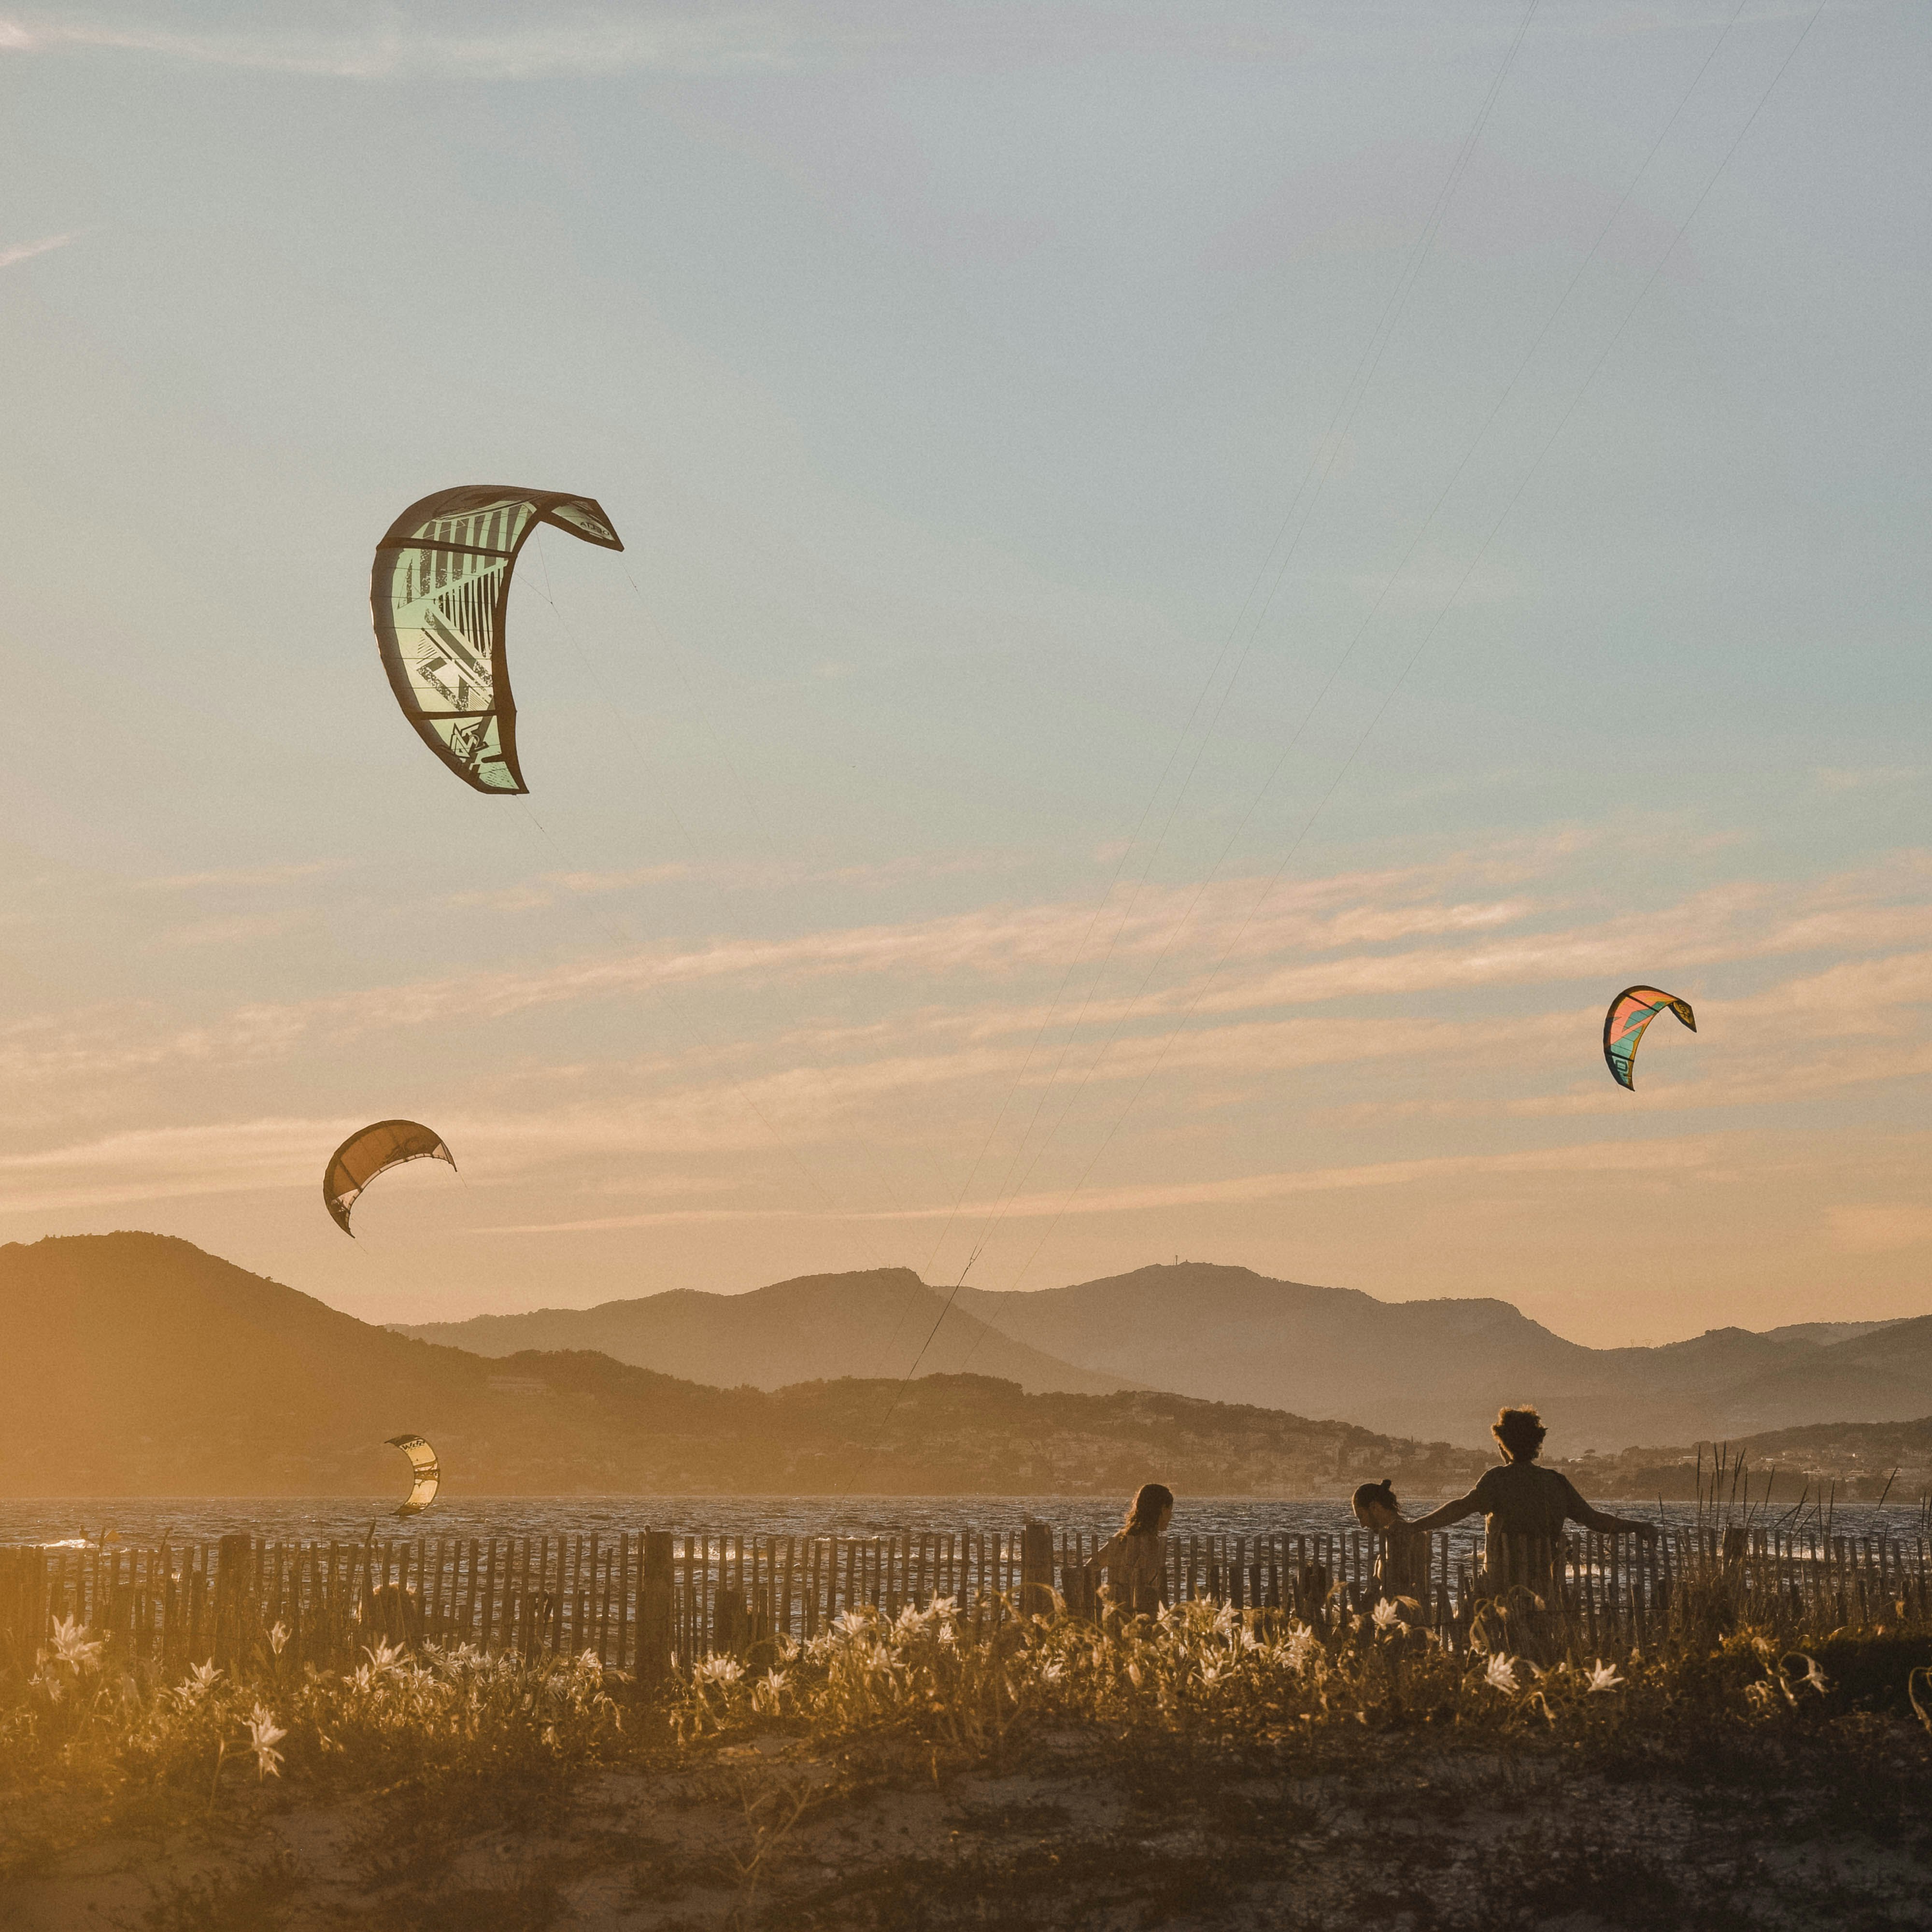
left=1471, top=1464, right=1507, bottom=1498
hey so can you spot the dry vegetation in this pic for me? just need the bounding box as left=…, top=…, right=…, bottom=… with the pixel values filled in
left=2, top=1577, right=1930, bottom=1930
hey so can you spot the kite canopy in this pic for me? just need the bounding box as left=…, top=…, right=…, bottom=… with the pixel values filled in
left=1603, top=985, right=1696, bottom=1090
left=323, top=1120, right=455, bottom=1235
left=386, top=1435, right=440, bottom=1517
left=371, top=486, right=623, bottom=794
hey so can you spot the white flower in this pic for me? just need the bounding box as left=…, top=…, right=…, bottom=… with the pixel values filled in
left=1284, top=1627, right=1320, bottom=1672
left=1371, top=1599, right=1404, bottom=1631
left=696, top=1654, right=743, bottom=1685
left=269, top=1621, right=290, bottom=1657
left=833, top=1608, right=871, bottom=1639
left=1586, top=1660, right=1624, bottom=1694
left=1039, top=1660, right=1065, bottom=1684
left=1197, top=1660, right=1226, bottom=1687
left=35, top=1671, right=66, bottom=1704
left=246, top=1705, right=287, bottom=1780
left=48, top=1615, right=105, bottom=1674
left=938, top=1622, right=957, bottom=1648
left=174, top=1660, right=221, bottom=1705
left=1211, top=1604, right=1239, bottom=1637
left=1483, top=1654, right=1520, bottom=1694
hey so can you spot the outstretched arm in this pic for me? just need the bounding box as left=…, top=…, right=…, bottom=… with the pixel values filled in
left=1406, top=1490, right=1482, bottom=1534
left=1563, top=1476, right=1655, bottom=1538
left=1571, top=1501, right=1656, bottom=1538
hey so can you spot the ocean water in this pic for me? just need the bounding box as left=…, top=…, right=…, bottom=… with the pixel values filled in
left=2, top=1494, right=1922, bottom=1553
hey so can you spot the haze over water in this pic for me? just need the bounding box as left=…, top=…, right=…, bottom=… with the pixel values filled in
left=8, top=1498, right=1917, bottom=1563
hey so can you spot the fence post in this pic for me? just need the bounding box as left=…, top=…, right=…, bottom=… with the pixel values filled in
left=1020, top=1520, right=1054, bottom=1618
left=212, top=1534, right=253, bottom=1672
left=637, top=1531, right=674, bottom=1693
left=1058, top=1541, right=1095, bottom=1620
left=0, top=1548, right=49, bottom=1676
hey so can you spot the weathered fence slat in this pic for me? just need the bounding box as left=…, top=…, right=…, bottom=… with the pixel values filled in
left=5, top=1520, right=1924, bottom=1678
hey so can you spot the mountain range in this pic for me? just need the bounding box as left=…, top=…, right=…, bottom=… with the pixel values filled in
left=398, top=1268, right=1137, bottom=1399
left=0, top=1234, right=1484, bottom=1497
left=401, top=1261, right=1932, bottom=1452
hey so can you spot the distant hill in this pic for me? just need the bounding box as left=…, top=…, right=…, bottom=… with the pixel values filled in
left=956, top=1264, right=1929, bottom=1451
left=0, top=1235, right=1482, bottom=1498
left=394, top=1269, right=1136, bottom=1398
left=402, top=1259, right=1930, bottom=1452
left=1556, top=1413, right=1932, bottom=1504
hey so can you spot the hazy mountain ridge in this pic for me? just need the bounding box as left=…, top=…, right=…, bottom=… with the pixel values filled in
left=958, top=1264, right=1929, bottom=1449
left=0, top=1235, right=1482, bottom=1498
left=395, top=1269, right=1138, bottom=1398
left=406, top=1259, right=1929, bottom=1451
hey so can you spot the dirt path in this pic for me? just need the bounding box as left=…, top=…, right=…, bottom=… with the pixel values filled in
left=5, top=1724, right=1931, bottom=1931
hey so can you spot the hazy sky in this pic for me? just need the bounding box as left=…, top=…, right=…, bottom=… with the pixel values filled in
left=3, top=0, right=1929, bottom=1347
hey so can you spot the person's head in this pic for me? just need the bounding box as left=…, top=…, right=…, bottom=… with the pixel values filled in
left=1350, top=1479, right=1401, bottom=1531
left=1123, top=1482, right=1174, bottom=1536
left=1493, top=1406, right=1548, bottom=1464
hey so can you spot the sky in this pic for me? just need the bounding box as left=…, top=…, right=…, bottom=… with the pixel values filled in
left=2, top=0, right=1929, bottom=1349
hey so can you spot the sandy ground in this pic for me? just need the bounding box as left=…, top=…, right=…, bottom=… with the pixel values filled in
left=5, top=1724, right=1932, bottom=1931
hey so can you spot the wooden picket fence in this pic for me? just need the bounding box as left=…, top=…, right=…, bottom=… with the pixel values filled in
left=1, top=1520, right=1926, bottom=1682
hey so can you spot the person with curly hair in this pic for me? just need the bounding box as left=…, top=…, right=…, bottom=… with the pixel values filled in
left=1408, top=1406, right=1654, bottom=1588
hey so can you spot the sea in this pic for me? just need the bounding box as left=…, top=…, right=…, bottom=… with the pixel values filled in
left=2, top=1495, right=1922, bottom=1553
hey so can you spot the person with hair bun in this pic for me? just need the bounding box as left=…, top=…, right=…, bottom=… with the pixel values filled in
left=1350, top=1478, right=1431, bottom=1604
left=1409, top=1405, right=1654, bottom=1585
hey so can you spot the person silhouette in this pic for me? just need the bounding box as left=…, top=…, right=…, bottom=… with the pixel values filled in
left=1084, top=1481, right=1173, bottom=1616
left=1409, top=1406, right=1654, bottom=1588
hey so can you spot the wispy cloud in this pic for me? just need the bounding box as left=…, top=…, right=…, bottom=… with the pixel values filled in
left=445, top=848, right=1016, bottom=913
left=0, top=6, right=857, bottom=79
left=470, top=1205, right=807, bottom=1235
left=466, top=1134, right=1745, bottom=1236
left=0, top=229, right=82, bottom=270
left=6, top=845, right=1932, bottom=1102
left=140, top=860, right=341, bottom=893
left=0, top=4, right=1315, bottom=81
left=1829, top=1202, right=1932, bottom=1254
left=857, top=1135, right=1744, bottom=1223
left=1814, top=767, right=1920, bottom=792
left=142, top=910, right=319, bottom=952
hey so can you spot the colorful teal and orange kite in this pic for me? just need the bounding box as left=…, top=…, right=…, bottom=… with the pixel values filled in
left=1602, top=986, right=1696, bottom=1090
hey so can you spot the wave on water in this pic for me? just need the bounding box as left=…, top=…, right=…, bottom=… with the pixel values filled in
left=1, top=1494, right=1916, bottom=1558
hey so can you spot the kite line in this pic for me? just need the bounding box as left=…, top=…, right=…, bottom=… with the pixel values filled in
left=908, top=0, right=1545, bottom=1292
left=945, top=0, right=1770, bottom=1282
left=977, top=0, right=1834, bottom=1297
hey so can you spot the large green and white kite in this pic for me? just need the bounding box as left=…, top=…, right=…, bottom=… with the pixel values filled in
left=370, top=486, right=623, bottom=794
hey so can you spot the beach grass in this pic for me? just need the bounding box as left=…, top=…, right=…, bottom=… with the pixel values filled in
left=2, top=1584, right=1929, bottom=1927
